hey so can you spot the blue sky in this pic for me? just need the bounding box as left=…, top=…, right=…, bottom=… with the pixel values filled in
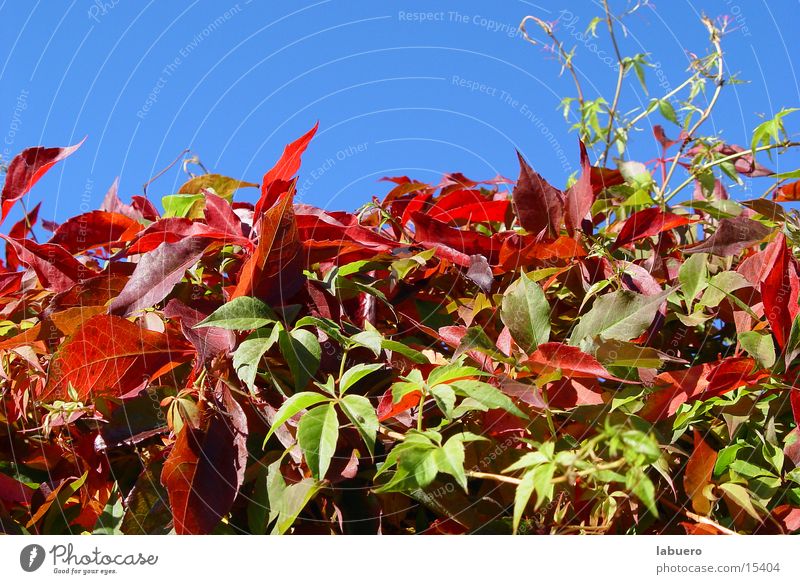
left=0, top=0, right=798, bottom=226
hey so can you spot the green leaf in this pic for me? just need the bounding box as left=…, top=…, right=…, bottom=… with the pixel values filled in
left=162, top=193, right=205, bottom=219
left=339, top=363, right=384, bottom=395
left=512, top=462, right=555, bottom=534
left=513, top=469, right=536, bottom=534
left=429, top=384, right=456, bottom=419
left=264, top=392, right=332, bottom=445
left=450, top=379, right=528, bottom=419
left=195, top=297, right=277, bottom=330
left=427, top=363, right=487, bottom=387
left=678, top=253, right=707, bottom=312
left=339, top=394, right=378, bottom=457
left=349, top=330, right=383, bottom=356
left=738, top=331, right=776, bottom=369
left=454, top=326, right=509, bottom=362
left=500, top=274, right=551, bottom=352
left=658, top=99, right=678, bottom=125
left=568, top=289, right=671, bottom=348
left=279, top=328, right=322, bottom=390
left=233, top=326, right=280, bottom=392
left=626, top=468, right=658, bottom=517
left=381, top=339, right=429, bottom=364
left=272, top=479, right=321, bottom=535
left=697, top=271, right=750, bottom=310
left=297, top=403, right=340, bottom=480
left=434, top=436, right=468, bottom=492
left=718, top=482, right=761, bottom=521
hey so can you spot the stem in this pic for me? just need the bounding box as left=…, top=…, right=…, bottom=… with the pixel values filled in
left=659, top=16, right=724, bottom=205
left=377, top=425, right=406, bottom=442
left=142, top=148, right=191, bottom=196
left=624, top=74, right=697, bottom=130
left=337, top=348, right=349, bottom=385
left=539, top=386, right=558, bottom=439
left=465, top=459, right=626, bottom=487
left=665, top=140, right=800, bottom=203
left=520, top=16, right=584, bottom=107
left=600, top=0, right=625, bottom=165
left=660, top=499, right=738, bottom=535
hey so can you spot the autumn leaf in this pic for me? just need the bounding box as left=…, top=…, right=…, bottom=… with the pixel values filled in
left=684, top=216, right=770, bottom=257
left=684, top=430, right=717, bottom=516
left=512, top=151, right=564, bottom=240
left=161, top=383, right=248, bottom=534
left=0, top=235, right=94, bottom=293
left=109, top=237, right=210, bottom=317
left=412, top=211, right=498, bottom=267
left=563, top=141, right=594, bottom=236
left=178, top=173, right=258, bottom=201
left=42, top=314, right=194, bottom=402
left=231, top=190, right=303, bottom=302
left=0, top=139, right=84, bottom=224
left=253, top=122, right=318, bottom=220
left=760, top=232, right=800, bottom=349
left=525, top=342, right=625, bottom=381
left=611, top=207, right=692, bottom=249
left=49, top=211, right=140, bottom=253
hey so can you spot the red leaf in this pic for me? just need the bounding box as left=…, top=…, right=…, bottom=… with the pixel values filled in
left=525, top=342, right=625, bottom=381
left=641, top=357, right=764, bottom=421
left=100, top=178, right=142, bottom=221
left=589, top=166, right=624, bottom=195
left=109, top=237, right=210, bottom=317
left=6, top=202, right=40, bottom=270
left=163, top=299, right=235, bottom=362
left=776, top=179, right=800, bottom=202
left=760, top=232, right=800, bottom=349
left=512, top=151, right=563, bottom=239
left=564, top=141, right=594, bottom=236
left=430, top=199, right=509, bottom=224
left=0, top=472, right=34, bottom=506
left=254, top=122, right=318, bottom=220
left=161, top=383, right=247, bottom=534
left=0, top=236, right=93, bottom=292
left=49, top=211, right=141, bottom=253
left=653, top=125, right=677, bottom=149
left=684, top=431, right=717, bottom=515
left=42, top=314, right=194, bottom=402
left=122, top=217, right=251, bottom=255
left=546, top=377, right=605, bottom=409
left=204, top=191, right=247, bottom=238
left=131, top=196, right=160, bottom=221
left=684, top=216, right=770, bottom=257
left=612, top=207, right=692, bottom=249
left=377, top=387, right=422, bottom=422
left=232, top=191, right=303, bottom=302
left=411, top=212, right=498, bottom=267
left=1, top=140, right=84, bottom=224
left=0, top=270, right=23, bottom=298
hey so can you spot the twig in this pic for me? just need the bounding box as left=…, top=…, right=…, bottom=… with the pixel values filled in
left=142, top=147, right=190, bottom=196
left=665, top=140, right=800, bottom=202
left=600, top=0, right=626, bottom=165
left=659, top=16, right=724, bottom=205
left=661, top=499, right=738, bottom=535
left=520, top=15, right=585, bottom=107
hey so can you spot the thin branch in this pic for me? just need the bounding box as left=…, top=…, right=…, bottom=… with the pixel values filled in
left=600, top=0, right=626, bottom=165
left=142, top=148, right=190, bottom=196
left=659, top=16, right=724, bottom=204
left=665, top=140, right=800, bottom=202
left=520, top=15, right=585, bottom=107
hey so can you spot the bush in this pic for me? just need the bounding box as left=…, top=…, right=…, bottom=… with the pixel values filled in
left=1, top=5, right=799, bottom=535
